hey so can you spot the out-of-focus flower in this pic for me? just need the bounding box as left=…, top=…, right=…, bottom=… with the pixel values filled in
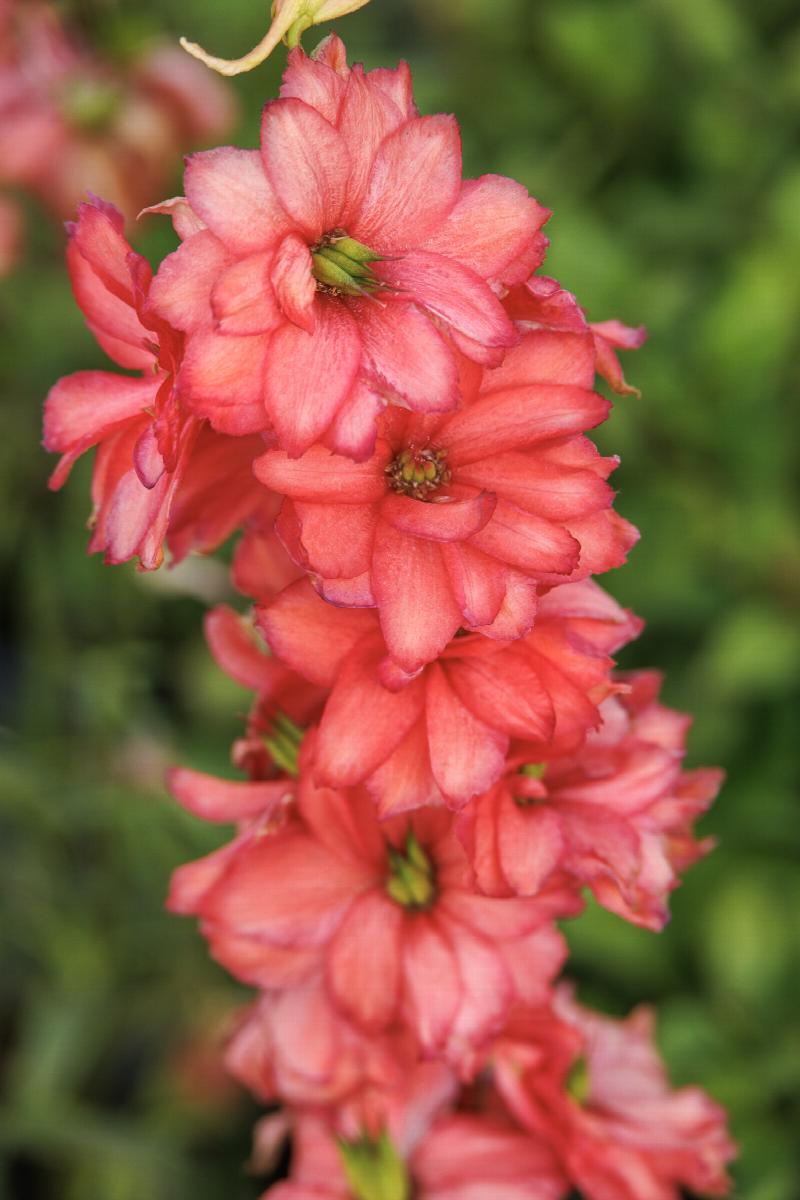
left=494, top=987, right=736, bottom=1200
left=0, top=1, right=236, bottom=225
left=180, top=1, right=373, bottom=77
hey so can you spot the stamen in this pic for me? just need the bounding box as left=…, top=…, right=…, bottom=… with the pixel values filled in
left=385, top=446, right=451, bottom=502
left=386, top=833, right=436, bottom=910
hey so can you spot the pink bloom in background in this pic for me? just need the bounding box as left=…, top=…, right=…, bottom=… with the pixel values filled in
left=494, top=988, right=736, bottom=1200
left=256, top=325, right=638, bottom=669
left=147, top=34, right=550, bottom=455
left=459, top=670, right=722, bottom=929
left=257, top=577, right=642, bottom=811
left=42, top=198, right=265, bottom=568
left=0, top=0, right=236, bottom=228
left=168, top=733, right=575, bottom=1063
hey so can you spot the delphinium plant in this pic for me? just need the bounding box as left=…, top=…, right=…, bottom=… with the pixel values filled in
left=44, top=4, right=736, bottom=1196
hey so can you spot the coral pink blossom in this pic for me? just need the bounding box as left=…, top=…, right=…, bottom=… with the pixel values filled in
left=226, top=981, right=424, bottom=1111
left=168, top=736, right=575, bottom=1063
left=147, top=34, right=550, bottom=456
left=42, top=198, right=265, bottom=568
left=506, top=274, right=647, bottom=397
left=257, top=578, right=642, bottom=812
left=494, top=988, right=736, bottom=1200
left=266, top=1107, right=566, bottom=1200
left=186, top=604, right=325, bottom=784
left=0, top=1, right=235, bottom=222
left=459, top=671, right=722, bottom=929
left=256, top=327, right=638, bottom=669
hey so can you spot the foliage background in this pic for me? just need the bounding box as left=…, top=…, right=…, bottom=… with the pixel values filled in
left=1, top=0, right=799, bottom=1197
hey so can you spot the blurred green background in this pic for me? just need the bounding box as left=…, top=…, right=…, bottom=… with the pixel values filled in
left=1, top=0, right=799, bottom=1197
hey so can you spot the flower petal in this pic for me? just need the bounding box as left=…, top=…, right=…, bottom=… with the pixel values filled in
left=372, top=525, right=462, bottom=672
left=257, top=579, right=376, bottom=688
left=401, top=915, right=460, bottom=1053
left=180, top=330, right=270, bottom=434
left=147, top=230, right=228, bottom=331
left=355, top=114, right=462, bottom=251
left=254, top=444, right=386, bottom=502
left=261, top=97, right=351, bottom=238
left=211, top=251, right=282, bottom=335
left=264, top=301, right=361, bottom=456
left=381, top=490, right=496, bottom=543
left=168, top=767, right=293, bottom=823
left=184, top=147, right=288, bottom=254
left=327, top=889, right=403, bottom=1031
left=468, top=499, right=580, bottom=576
left=273, top=233, right=316, bottom=333
left=357, top=298, right=459, bottom=413
left=425, top=664, right=508, bottom=806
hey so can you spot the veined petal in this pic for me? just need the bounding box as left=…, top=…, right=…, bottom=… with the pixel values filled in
left=184, top=147, right=288, bottom=254
left=441, top=542, right=506, bottom=628
left=448, top=649, right=555, bottom=742
left=205, top=604, right=273, bottom=690
left=254, top=444, right=386, bottom=502
left=264, top=301, right=361, bottom=456
left=261, top=97, right=351, bottom=238
left=180, top=330, right=270, bottom=434
left=443, top=385, right=610, bottom=466
left=257, top=579, right=376, bottom=688
left=354, top=114, right=462, bottom=252
left=401, top=915, right=460, bottom=1053
left=357, top=298, right=459, bottom=413
left=468, top=500, right=580, bottom=576
left=379, top=250, right=516, bottom=349
left=293, top=500, right=377, bottom=578
left=425, top=664, right=507, bottom=806
left=272, top=233, right=316, bottom=333
left=372, top=525, right=461, bottom=671
left=211, top=251, right=282, bottom=335
left=459, top=452, right=613, bottom=521
left=44, top=370, right=159, bottom=462
left=381, top=490, right=496, bottom=542
left=148, top=230, right=228, bottom=331
left=338, top=67, right=404, bottom=219
left=423, top=175, right=550, bottom=284
left=486, top=328, right=596, bottom=390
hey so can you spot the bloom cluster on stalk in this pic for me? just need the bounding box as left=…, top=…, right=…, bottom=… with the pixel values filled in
left=44, top=31, right=736, bottom=1200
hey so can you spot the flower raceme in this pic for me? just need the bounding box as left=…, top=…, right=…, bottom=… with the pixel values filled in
left=42, top=197, right=266, bottom=569
left=256, top=327, right=639, bottom=670
left=458, top=671, right=722, bottom=929
left=257, top=577, right=642, bottom=812
left=147, top=34, right=550, bottom=457
left=168, top=733, right=576, bottom=1064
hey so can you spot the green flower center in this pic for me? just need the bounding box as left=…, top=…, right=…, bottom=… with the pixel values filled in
left=263, top=712, right=304, bottom=776
left=386, top=833, right=436, bottom=910
left=566, top=1055, right=591, bottom=1106
left=514, top=762, right=547, bottom=807
left=385, top=447, right=451, bottom=502
left=312, top=230, right=384, bottom=297
left=338, top=1130, right=411, bottom=1200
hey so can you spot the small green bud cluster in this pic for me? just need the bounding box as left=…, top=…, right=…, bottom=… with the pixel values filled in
left=386, top=832, right=436, bottom=909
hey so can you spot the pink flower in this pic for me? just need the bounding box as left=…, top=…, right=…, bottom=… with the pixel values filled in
left=147, top=35, right=549, bottom=456
left=494, top=988, right=735, bottom=1200
left=0, top=1, right=236, bottom=222
left=506, top=274, right=647, bottom=397
left=256, top=326, right=638, bottom=670
left=458, top=671, right=722, bottom=929
left=43, top=197, right=265, bottom=569
left=265, top=1107, right=566, bottom=1200
left=191, top=603, right=325, bottom=783
left=168, top=733, right=575, bottom=1064
left=256, top=577, right=642, bottom=812
left=225, top=979, right=418, bottom=1111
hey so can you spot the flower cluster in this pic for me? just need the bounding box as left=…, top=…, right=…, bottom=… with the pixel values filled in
left=44, top=32, right=735, bottom=1200
left=0, top=0, right=235, bottom=274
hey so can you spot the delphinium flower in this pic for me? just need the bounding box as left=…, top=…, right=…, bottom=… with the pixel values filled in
left=492, top=987, right=736, bottom=1200
left=255, top=324, right=638, bottom=670
left=458, top=670, right=722, bottom=929
left=169, top=732, right=576, bottom=1065
left=42, top=197, right=266, bottom=568
left=146, top=35, right=550, bottom=455
left=257, top=577, right=642, bottom=811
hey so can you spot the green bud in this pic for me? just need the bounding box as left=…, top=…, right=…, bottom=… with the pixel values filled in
left=311, top=235, right=382, bottom=296
left=339, top=1130, right=411, bottom=1200
left=386, top=835, right=435, bottom=909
